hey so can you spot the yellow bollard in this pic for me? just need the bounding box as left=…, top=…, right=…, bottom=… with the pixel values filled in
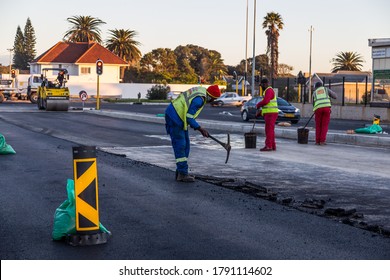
left=298, top=84, right=301, bottom=102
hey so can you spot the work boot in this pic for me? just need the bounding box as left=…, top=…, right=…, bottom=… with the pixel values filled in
left=176, top=173, right=195, bottom=182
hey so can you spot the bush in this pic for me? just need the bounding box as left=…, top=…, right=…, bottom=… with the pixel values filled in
left=146, top=84, right=169, bottom=100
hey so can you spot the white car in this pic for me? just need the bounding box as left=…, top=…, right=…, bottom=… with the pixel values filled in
left=211, top=92, right=251, bottom=107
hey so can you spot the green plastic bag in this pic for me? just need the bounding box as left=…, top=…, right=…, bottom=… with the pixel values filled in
left=52, top=179, right=110, bottom=240
left=354, top=124, right=383, bottom=134
left=0, top=133, right=16, bottom=155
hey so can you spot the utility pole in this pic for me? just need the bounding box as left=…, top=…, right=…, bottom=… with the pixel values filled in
left=308, top=26, right=313, bottom=103
left=7, top=48, right=14, bottom=87
left=244, top=0, right=249, bottom=96
left=251, top=0, right=257, bottom=96
left=7, top=48, right=13, bottom=77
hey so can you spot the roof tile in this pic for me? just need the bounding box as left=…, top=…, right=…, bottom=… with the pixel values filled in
left=33, top=42, right=127, bottom=65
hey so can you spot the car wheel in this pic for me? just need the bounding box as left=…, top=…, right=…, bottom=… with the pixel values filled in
left=241, top=110, right=249, bottom=121
left=217, top=101, right=223, bottom=107
left=30, top=93, right=38, bottom=104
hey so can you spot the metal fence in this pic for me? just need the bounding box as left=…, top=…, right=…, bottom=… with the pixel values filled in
left=269, top=76, right=381, bottom=106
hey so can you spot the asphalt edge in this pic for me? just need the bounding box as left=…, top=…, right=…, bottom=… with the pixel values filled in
left=84, top=109, right=390, bottom=148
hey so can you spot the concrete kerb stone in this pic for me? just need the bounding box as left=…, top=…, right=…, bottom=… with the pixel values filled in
left=84, top=110, right=390, bottom=148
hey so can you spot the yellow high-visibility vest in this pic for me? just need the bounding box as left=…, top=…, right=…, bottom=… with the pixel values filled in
left=261, top=87, right=278, bottom=114
left=172, top=87, right=206, bottom=130
left=313, top=86, right=331, bottom=111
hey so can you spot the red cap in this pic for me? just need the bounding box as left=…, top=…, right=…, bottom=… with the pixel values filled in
left=207, top=85, right=221, bottom=98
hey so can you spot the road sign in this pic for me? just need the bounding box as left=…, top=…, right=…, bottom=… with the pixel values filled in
left=79, top=90, right=88, bottom=101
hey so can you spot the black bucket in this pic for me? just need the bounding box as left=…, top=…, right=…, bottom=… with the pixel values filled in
left=297, top=128, right=309, bottom=144
left=244, top=132, right=257, bottom=148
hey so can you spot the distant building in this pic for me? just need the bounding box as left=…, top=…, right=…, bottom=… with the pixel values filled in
left=368, top=38, right=390, bottom=107
left=29, top=41, right=127, bottom=83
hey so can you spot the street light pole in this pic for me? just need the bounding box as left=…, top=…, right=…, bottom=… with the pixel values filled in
left=244, top=0, right=249, bottom=96
left=308, top=26, right=313, bottom=102
left=7, top=48, right=13, bottom=77
left=234, top=71, right=238, bottom=94
left=251, top=0, right=257, bottom=96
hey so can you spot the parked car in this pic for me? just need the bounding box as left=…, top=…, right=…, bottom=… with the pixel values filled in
left=240, top=96, right=301, bottom=124
left=211, top=92, right=251, bottom=107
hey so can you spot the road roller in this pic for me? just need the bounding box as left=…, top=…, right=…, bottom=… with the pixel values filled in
left=37, top=68, right=70, bottom=111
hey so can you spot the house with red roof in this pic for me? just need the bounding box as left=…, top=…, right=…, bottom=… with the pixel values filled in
left=30, top=41, right=128, bottom=83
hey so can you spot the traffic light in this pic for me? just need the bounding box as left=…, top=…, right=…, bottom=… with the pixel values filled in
left=96, top=59, right=103, bottom=75
left=11, top=69, right=16, bottom=78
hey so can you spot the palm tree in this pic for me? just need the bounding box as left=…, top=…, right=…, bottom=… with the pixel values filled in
left=208, top=51, right=227, bottom=83
left=106, top=29, right=142, bottom=81
left=331, top=51, right=364, bottom=72
left=106, top=29, right=142, bottom=65
left=63, top=15, right=106, bottom=43
left=262, top=12, right=284, bottom=80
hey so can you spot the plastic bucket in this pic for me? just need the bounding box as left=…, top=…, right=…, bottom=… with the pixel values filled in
left=244, top=132, right=257, bottom=148
left=297, top=128, right=309, bottom=144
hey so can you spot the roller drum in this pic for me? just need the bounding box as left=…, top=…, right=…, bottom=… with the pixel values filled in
left=45, top=98, right=69, bottom=111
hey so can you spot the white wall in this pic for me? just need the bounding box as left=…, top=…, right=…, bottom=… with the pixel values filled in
left=69, top=83, right=226, bottom=99
left=10, top=74, right=226, bottom=99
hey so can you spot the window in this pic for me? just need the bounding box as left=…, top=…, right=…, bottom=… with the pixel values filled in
left=81, top=67, right=91, bottom=74
left=373, top=58, right=390, bottom=70
left=33, top=76, right=42, bottom=83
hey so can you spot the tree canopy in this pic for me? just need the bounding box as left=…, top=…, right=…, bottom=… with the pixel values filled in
left=106, top=29, right=142, bottom=64
left=63, top=15, right=106, bottom=43
left=331, top=51, right=364, bottom=72
left=12, top=17, right=37, bottom=70
left=126, top=44, right=228, bottom=84
left=262, top=12, right=284, bottom=79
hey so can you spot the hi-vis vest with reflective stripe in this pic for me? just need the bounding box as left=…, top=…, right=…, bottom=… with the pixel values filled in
left=261, top=87, right=278, bottom=115
left=313, top=86, right=332, bottom=111
left=172, top=87, right=206, bottom=130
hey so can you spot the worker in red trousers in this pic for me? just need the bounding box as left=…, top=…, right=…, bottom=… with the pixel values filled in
left=256, top=78, right=278, bottom=151
left=312, top=81, right=337, bottom=145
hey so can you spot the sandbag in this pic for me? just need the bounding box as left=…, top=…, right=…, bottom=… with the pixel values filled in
left=354, top=124, right=383, bottom=134
left=0, top=133, right=16, bottom=155
left=52, top=179, right=110, bottom=241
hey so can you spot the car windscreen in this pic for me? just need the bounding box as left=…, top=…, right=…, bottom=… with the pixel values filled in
left=247, top=97, right=261, bottom=106
left=277, top=98, right=291, bottom=106
left=33, top=76, right=43, bottom=83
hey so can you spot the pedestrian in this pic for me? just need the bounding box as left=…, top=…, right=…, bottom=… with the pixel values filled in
left=256, top=78, right=278, bottom=151
left=165, top=85, right=221, bottom=182
left=312, top=81, right=337, bottom=145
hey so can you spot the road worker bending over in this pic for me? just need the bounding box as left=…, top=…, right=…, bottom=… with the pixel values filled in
left=165, top=85, right=221, bottom=182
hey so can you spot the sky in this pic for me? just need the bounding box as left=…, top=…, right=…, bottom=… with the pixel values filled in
left=1, top=0, right=389, bottom=75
